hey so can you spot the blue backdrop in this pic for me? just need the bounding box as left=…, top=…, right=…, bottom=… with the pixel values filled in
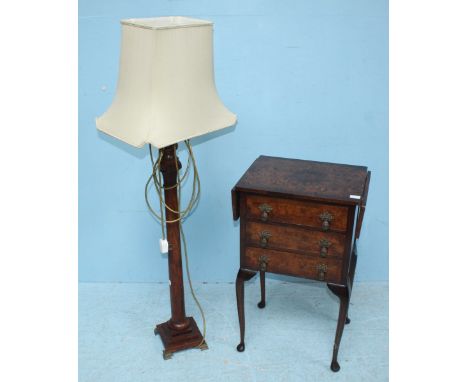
left=79, top=0, right=388, bottom=282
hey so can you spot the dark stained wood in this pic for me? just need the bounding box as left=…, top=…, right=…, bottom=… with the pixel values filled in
left=349, top=242, right=358, bottom=291
left=341, top=205, right=357, bottom=285
left=235, top=268, right=257, bottom=352
left=154, top=144, right=205, bottom=359
left=160, top=144, right=187, bottom=330
left=244, top=194, right=349, bottom=232
left=234, top=155, right=368, bottom=205
left=243, top=247, right=343, bottom=283
left=245, top=221, right=347, bottom=258
left=232, top=156, right=371, bottom=372
left=155, top=317, right=206, bottom=360
left=231, top=188, right=240, bottom=220
left=327, top=283, right=351, bottom=372
left=258, top=271, right=266, bottom=308
left=344, top=242, right=358, bottom=327
left=356, top=171, right=371, bottom=239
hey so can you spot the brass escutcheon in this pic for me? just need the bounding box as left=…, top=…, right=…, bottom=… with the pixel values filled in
left=319, top=211, right=334, bottom=231
left=319, top=239, right=331, bottom=258
left=259, top=255, right=269, bottom=272
left=317, top=264, right=328, bottom=281
left=259, top=231, right=271, bottom=248
left=258, top=203, right=273, bottom=222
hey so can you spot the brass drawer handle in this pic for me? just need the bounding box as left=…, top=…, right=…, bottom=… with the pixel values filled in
left=259, top=255, right=269, bottom=271
left=259, top=231, right=271, bottom=248
left=319, top=239, right=331, bottom=258
left=319, top=211, right=334, bottom=231
left=258, top=203, right=273, bottom=222
left=317, top=264, right=327, bottom=281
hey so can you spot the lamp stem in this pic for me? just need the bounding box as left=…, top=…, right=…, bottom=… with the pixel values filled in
left=159, top=143, right=190, bottom=330
left=155, top=143, right=205, bottom=359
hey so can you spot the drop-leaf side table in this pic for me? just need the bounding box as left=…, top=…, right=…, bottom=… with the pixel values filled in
left=232, top=156, right=371, bottom=372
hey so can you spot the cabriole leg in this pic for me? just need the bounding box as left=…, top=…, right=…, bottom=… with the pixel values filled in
left=327, top=283, right=351, bottom=372
left=235, top=268, right=256, bottom=352
left=345, top=243, right=358, bottom=325
left=258, top=270, right=266, bottom=308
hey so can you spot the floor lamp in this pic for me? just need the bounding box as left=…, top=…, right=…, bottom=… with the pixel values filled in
left=96, top=16, right=236, bottom=359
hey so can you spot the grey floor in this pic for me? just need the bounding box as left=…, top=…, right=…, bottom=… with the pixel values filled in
left=79, top=279, right=388, bottom=382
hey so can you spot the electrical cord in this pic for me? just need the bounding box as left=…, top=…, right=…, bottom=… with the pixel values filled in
left=145, top=142, right=200, bottom=223
left=145, top=140, right=206, bottom=348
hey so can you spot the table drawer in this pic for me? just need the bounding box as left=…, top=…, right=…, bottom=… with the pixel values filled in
left=245, top=221, right=347, bottom=259
left=245, top=194, right=348, bottom=233
left=243, top=247, right=342, bottom=283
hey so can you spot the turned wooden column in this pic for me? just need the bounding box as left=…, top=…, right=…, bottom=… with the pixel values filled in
left=154, top=143, right=205, bottom=360
left=159, top=144, right=189, bottom=330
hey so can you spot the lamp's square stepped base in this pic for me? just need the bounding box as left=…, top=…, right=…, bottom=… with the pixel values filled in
left=154, top=317, right=207, bottom=360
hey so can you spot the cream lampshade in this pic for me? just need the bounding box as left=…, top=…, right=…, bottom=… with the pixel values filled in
left=96, top=16, right=237, bottom=148
left=96, top=16, right=235, bottom=358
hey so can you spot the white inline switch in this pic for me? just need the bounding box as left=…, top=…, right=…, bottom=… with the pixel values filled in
left=159, top=239, right=169, bottom=254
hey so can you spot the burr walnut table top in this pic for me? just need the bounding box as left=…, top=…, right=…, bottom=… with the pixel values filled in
left=233, top=155, right=368, bottom=205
